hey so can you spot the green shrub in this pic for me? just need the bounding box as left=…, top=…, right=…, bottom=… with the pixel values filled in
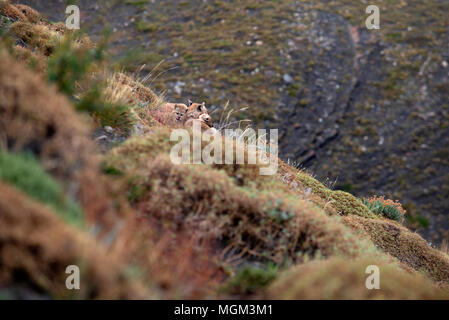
left=362, top=199, right=403, bottom=222
left=47, top=33, right=104, bottom=96
left=135, top=20, right=158, bottom=33
left=383, top=205, right=403, bottom=221
left=295, top=173, right=376, bottom=218
left=47, top=33, right=136, bottom=134
left=0, top=151, right=84, bottom=227
left=223, top=264, right=278, bottom=295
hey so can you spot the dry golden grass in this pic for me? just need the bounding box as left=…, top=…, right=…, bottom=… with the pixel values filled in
left=0, top=1, right=27, bottom=22
left=113, top=72, right=164, bottom=108
left=103, top=72, right=165, bottom=132
left=440, top=240, right=449, bottom=256
left=342, top=215, right=449, bottom=284
left=13, top=4, right=41, bottom=23
left=266, top=257, right=449, bottom=299
left=112, top=217, right=225, bottom=299
left=11, top=44, right=46, bottom=73
left=0, top=2, right=41, bottom=23
left=105, top=130, right=384, bottom=264
left=2, top=3, right=92, bottom=57
left=10, top=21, right=62, bottom=55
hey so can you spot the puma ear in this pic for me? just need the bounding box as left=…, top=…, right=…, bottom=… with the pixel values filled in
left=188, top=99, right=193, bottom=106
left=175, top=104, right=186, bottom=112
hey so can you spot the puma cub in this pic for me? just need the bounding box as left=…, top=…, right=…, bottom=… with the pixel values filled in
left=158, top=103, right=188, bottom=125
left=183, top=100, right=218, bottom=134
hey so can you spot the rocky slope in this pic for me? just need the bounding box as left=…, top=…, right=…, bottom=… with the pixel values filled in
left=17, top=0, right=449, bottom=243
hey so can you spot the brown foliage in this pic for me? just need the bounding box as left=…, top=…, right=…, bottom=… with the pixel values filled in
left=0, top=50, right=118, bottom=228
left=266, top=257, right=449, bottom=299
left=10, top=21, right=61, bottom=56
left=342, top=215, right=449, bottom=283
left=13, top=4, right=41, bottom=23
left=0, top=2, right=26, bottom=22
left=113, top=72, right=162, bottom=107
left=113, top=217, right=224, bottom=299
left=0, top=182, right=149, bottom=299
left=12, top=44, right=46, bottom=73
left=107, top=133, right=381, bottom=263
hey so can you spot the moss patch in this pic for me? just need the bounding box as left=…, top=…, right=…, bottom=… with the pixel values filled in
left=294, top=172, right=376, bottom=219
left=0, top=152, right=84, bottom=228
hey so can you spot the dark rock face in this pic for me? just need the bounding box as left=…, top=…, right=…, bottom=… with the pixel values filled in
left=265, top=7, right=449, bottom=243
left=16, top=0, right=449, bottom=243
left=279, top=10, right=356, bottom=165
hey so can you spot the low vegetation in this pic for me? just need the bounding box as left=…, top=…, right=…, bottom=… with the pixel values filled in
left=0, top=152, right=84, bottom=228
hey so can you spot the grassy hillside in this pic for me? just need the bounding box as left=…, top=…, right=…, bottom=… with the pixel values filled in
left=0, top=2, right=448, bottom=299
left=17, top=0, right=449, bottom=244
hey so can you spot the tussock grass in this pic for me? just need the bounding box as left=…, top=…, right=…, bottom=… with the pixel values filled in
left=11, top=44, right=46, bottom=72
left=10, top=21, right=62, bottom=55
left=293, top=170, right=377, bottom=219
left=267, top=257, right=449, bottom=299
left=342, top=215, right=449, bottom=283
left=0, top=2, right=41, bottom=23
left=105, top=129, right=383, bottom=264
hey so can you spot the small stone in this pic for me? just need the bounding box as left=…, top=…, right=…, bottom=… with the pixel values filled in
left=104, top=126, right=114, bottom=133
left=174, top=81, right=185, bottom=95
left=132, top=123, right=144, bottom=136
left=283, top=73, right=293, bottom=84
left=255, top=40, right=263, bottom=46
left=442, top=61, right=448, bottom=68
left=95, top=135, right=108, bottom=141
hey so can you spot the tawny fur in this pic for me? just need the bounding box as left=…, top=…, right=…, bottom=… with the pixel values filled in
left=155, top=103, right=188, bottom=125
left=182, top=100, right=216, bottom=132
